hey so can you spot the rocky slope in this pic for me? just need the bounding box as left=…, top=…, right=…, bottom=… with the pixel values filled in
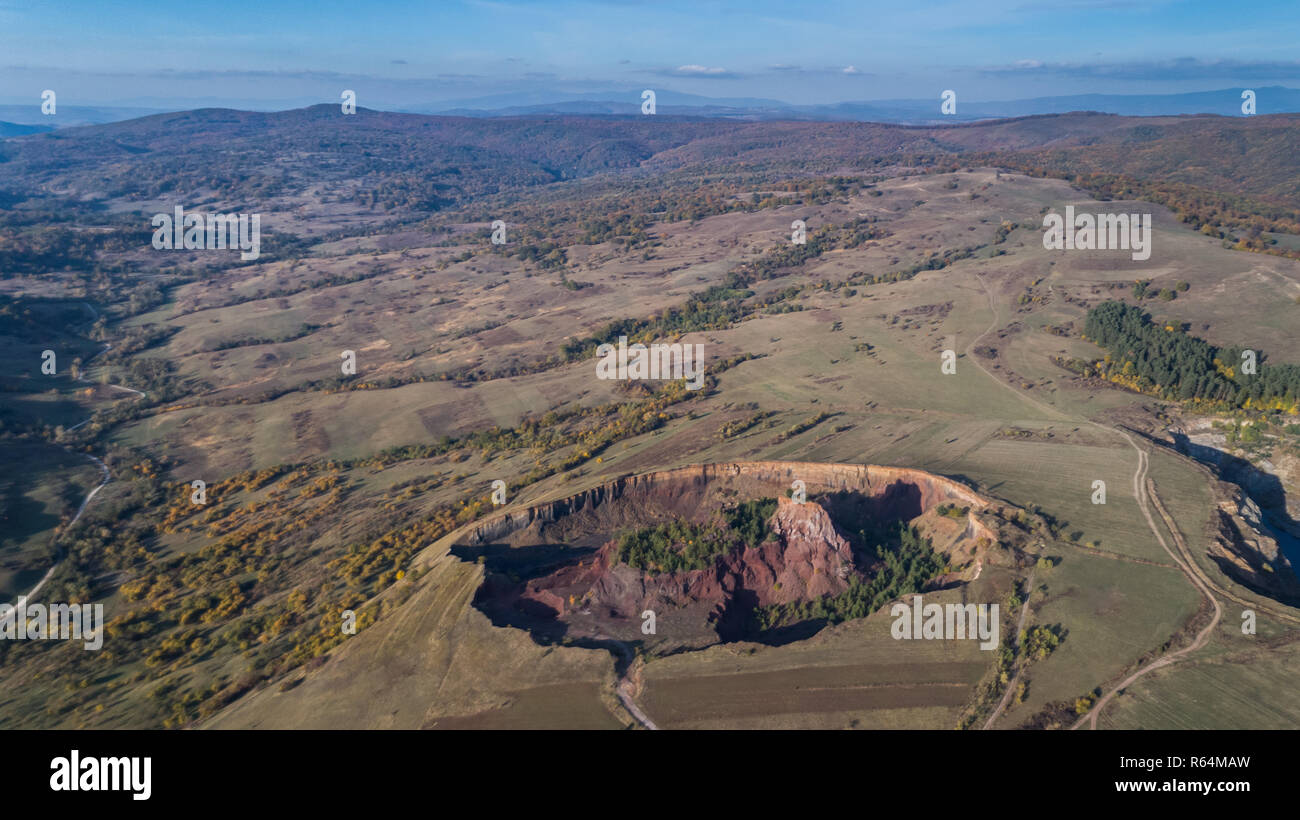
left=459, top=460, right=995, bottom=550
left=466, top=461, right=1001, bottom=649
left=481, top=496, right=858, bottom=647
left=1207, top=484, right=1300, bottom=603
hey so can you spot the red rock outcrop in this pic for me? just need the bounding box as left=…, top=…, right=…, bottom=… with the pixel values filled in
left=463, top=461, right=1000, bottom=648
left=492, top=494, right=859, bottom=645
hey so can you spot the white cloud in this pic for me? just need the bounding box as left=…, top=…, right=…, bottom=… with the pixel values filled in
left=675, top=64, right=728, bottom=75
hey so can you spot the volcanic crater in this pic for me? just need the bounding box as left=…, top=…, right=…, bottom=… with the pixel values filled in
left=455, top=461, right=1006, bottom=654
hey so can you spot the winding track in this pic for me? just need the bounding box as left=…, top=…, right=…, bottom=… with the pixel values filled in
left=983, top=567, right=1035, bottom=729
left=601, top=638, right=659, bottom=729
left=966, top=274, right=1223, bottom=730
left=13, top=454, right=111, bottom=604
left=1069, top=449, right=1222, bottom=730
left=10, top=304, right=145, bottom=605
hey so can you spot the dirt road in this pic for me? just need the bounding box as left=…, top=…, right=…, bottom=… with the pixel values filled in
left=968, top=274, right=1221, bottom=731
left=13, top=304, right=144, bottom=604
left=983, top=567, right=1035, bottom=729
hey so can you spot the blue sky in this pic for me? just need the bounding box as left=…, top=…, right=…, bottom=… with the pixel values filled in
left=3, top=0, right=1300, bottom=108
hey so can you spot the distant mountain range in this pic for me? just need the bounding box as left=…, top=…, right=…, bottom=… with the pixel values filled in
left=0, top=120, right=53, bottom=137
left=2, top=87, right=1298, bottom=133
left=0, top=104, right=167, bottom=129
left=5, top=105, right=1300, bottom=217
left=413, top=86, right=1300, bottom=122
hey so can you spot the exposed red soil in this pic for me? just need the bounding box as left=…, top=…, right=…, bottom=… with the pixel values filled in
left=463, top=461, right=1000, bottom=649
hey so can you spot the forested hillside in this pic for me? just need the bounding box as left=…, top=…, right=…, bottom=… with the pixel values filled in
left=1082, top=300, right=1300, bottom=410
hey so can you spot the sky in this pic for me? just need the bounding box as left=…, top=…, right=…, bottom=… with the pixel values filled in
left=3, top=0, right=1300, bottom=109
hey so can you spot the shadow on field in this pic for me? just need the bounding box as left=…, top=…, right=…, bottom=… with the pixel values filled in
left=450, top=541, right=596, bottom=581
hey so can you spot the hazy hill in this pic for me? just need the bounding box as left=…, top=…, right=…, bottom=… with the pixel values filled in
left=0, top=121, right=52, bottom=138
left=4, top=105, right=1300, bottom=220
left=424, top=86, right=1300, bottom=122
left=0, top=104, right=168, bottom=128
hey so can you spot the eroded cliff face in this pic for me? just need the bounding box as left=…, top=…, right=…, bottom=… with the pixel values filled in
left=460, top=460, right=994, bottom=549
left=1168, top=423, right=1300, bottom=602
left=766, top=495, right=857, bottom=599
left=481, top=495, right=860, bottom=646
left=463, top=461, right=1001, bottom=649
left=1176, top=420, right=1300, bottom=523
left=1208, top=484, right=1300, bottom=603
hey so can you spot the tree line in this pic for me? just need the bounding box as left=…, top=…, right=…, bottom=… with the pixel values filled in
left=1083, top=300, right=1300, bottom=411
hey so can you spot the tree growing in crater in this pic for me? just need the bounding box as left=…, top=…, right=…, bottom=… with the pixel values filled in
left=752, top=524, right=943, bottom=632
left=614, top=498, right=779, bottom=575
